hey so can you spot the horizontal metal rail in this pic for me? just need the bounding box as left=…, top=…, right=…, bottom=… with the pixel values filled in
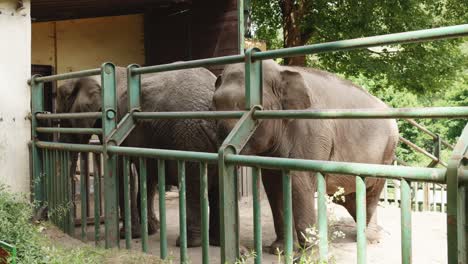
left=252, top=24, right=468, bottom=60
left=399, top=136, right=447, bottom=167
left=130, top=107, right=468, bottom=120
left=133, top=111, right=244, bottom=120
left=254, top=107, right=468, bottom=119
left=36, top=112, right=102, bottom=120
left=36, top=141, right=103, bottom=153
left=130, top=25, right=468, bottom=76
left=132, top=55, right=244, bottom=75
left=404, top=119, right=454, bottom=149
left=31, top=68, right=101, bottom=83
left=36, top=127, right=102, bottom=135
left=35, top=141, right=468, bottom=183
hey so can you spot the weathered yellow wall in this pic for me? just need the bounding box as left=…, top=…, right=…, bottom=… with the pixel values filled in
left=31, top=22, right=55, bottom=66
left=32, top=14, right=145, bottom=73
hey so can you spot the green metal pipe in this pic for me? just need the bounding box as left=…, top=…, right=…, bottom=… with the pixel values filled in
left=400, top=179, right=412, bottom=264
left=36, top=112, right=102, bottom=120
left=52, top=150, right=57, bottom=225
left=139, top=158, right=149, bottom=253
left=31, top=68, right=101, bottom=83
left=80, top=153, right=88, bottom=241
left=356, top=176, right=367, bottom=264
left=252, top=24, right=468, bottom=61
left=404, top=119, right=454, bottom=150
left=107, top=145, right=217, bottom=163
left=37, top=142, right=468, bottom=182
left=399, top=137, right=447, bottom=167
left=200, top=162, right=209, bottom=264
left=37, top=127, right=103, bottom=135
left=253, top=107, right=468, bottom=119
left=123, top=156, right=132, bottom=249
left=177, top=161, right=188, bottom=263
left=252, top=167, right=262, bottom=264
left=282, top=170, right=293, bottom=264
left=158, top=159, right=168, bottom=259
left=131, top=55, right=244, bottom=75
left=225, top=154, right=468, bottom=183
left=58, top=151, right=64, bottom=231
left=93, top=153, right=101, bottom=245
left=36, top=141, right=103, bottom=153
left=132, top=111, right=244, bottom=120
left=317, top=172, right=328, bottom=262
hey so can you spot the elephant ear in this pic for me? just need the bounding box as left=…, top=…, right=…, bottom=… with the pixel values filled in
left=56, top=81, right=77, bottom=113
left=280, top=69, right=312, bottom=110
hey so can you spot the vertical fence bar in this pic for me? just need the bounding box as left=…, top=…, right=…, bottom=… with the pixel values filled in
left=356, top=176, right=367, bottom=264
left=58, top=151, right=63, bottom=231
left=51, top=150, right=56, bottom=224
left=383, top=180, right=388, bottom=205
left=200, top=162, right=209, bottom=264
left=441, top=186, right=445, bottom=213
left=401, top=179, right=412, bottom=264
left=282, top=170, right=293, bottom=264
left=93, top=153, right=101, bottom=245
left=158, top=159, right=167, bottom=259
left=44, top=150, right=50, bottom=220
left=31, top=76, right=44, bottom=211
left=432, top=183, right=437, bottom=211
left=66, top=151, right=73, bottom=236
left=80, top=153, right=88, bottom=241
left=237, top=0, right=245, bottom=54
left=61, top=151, right=66, bottom=230
left=317, top=172, right=328, bottom=261
left=178, top=161, right=188, bottom=263
left=446, top=124, right=468, bottom=264
left=139, top=158, right=148, bottom=253
left=252, top=167, right=262, bottom=264
left=123, top=156, right=131, bottom=249
left=101, top=63, right=119, bottom=248
left=413, top=182, right=419, bottom=211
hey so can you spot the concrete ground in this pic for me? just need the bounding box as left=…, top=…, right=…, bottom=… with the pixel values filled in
left=74, top=189, right=448, bottom=264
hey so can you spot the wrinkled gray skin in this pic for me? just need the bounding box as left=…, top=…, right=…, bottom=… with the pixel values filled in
left=212, top=60, right=399, bottom=253
left=56, top=67, right=220, bottom=246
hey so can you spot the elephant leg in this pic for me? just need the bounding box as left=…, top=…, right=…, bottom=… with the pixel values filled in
left=262, top=169, right=289, bottom=254
left=146, top=159, right=159, bottom=235
left=292, top=171, right=316, bottom=248
left=120, top=157, right=143, bottom=238
left=208, top=164, right=221, bottom=246
left=340, top=178, right=385, bottom=242
left=176, top=162, right=202, bottom=247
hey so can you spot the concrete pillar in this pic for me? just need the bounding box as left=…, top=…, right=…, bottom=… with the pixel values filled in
left=0, top=1, right=31, bottom=193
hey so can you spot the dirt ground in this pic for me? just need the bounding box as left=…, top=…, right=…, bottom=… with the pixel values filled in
left=51, top=189, right=448, bottom=264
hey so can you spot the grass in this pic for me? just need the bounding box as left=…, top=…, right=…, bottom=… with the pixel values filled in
left=0, top=183, right=166, bottom=264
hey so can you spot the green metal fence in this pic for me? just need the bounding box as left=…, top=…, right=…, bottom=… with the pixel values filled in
left=30, top=24, right=468, bottom=264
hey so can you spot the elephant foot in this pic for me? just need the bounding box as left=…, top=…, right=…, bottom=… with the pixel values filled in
left=366, top=224, right=383, bottom=244
left=148, top=217, right=160, bottom=235
left=119, top=226, right=143, bottom=239
left=269, top=238, right=297, bottom=255
left=176, top=233, right=202, bottom=248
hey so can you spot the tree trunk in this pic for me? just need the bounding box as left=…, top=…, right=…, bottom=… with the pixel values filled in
left=280, top=0, right=307, bottom=66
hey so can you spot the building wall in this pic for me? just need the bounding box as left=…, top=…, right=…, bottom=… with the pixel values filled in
left=32, top=14, right=145, bottom=74
left=0, top=0, right=32, bottom=193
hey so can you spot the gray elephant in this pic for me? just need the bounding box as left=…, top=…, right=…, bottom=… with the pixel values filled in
left=56, top=66, right=221, bottom=246
left=212, top=60, right=399, bottom=253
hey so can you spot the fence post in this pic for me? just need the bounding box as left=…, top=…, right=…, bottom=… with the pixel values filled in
left=219, top=48, right=262, bottom=263
left=30, top=75, right=45, bottom=210
left=101, top=62, right=119, bottom=248
left=446, top=124, right=468, bottom=264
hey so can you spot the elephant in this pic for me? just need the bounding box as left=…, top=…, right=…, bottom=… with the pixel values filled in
left=212, top=60, right=399, bottom=253
left=56, top=66, right=221, bottom=247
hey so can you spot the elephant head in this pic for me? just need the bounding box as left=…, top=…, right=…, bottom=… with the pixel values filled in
left=56, top=76, right=103, bottom=145
left=212, top=60, right=311, bottom=155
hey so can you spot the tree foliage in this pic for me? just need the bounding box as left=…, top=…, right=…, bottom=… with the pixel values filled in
left=250, top=0, right=467, bottom=165
left=251, top=0, right=468, bottom=93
